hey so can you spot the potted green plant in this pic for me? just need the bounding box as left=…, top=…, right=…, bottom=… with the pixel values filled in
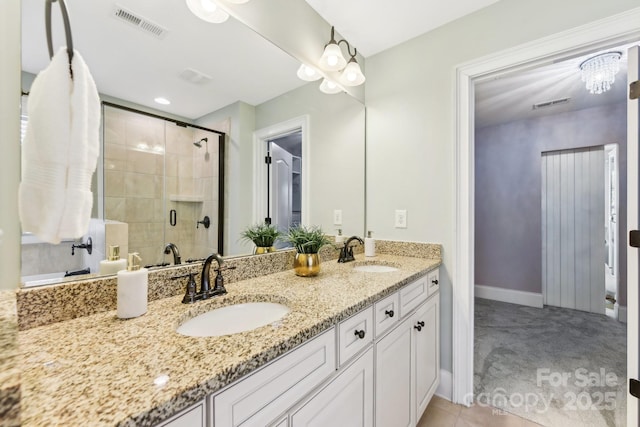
left=284, top=225, right=332, bottom=276
left=240, top=223, right=281, bottom=254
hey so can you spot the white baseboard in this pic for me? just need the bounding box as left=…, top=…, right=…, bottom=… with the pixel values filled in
left=619, top=306, right=627, bottom=323
left=435, top=369, right=452, bottom=400
left=475, top=284, right=543, bottom=308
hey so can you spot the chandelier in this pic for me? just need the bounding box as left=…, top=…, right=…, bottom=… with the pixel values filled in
left=579, top=52, right=621, bottom=95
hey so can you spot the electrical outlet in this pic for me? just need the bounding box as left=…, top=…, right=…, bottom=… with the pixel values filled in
left=395, top=210, right=407, bottom=228
left=333, top=209, right=343, bottom=225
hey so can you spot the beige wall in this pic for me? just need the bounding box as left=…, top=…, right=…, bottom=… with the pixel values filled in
left=0, top=1, right=21, bottom=290
left=255, top=81, right=365, bottom=237
left=365, top=0, right=640, bottom=372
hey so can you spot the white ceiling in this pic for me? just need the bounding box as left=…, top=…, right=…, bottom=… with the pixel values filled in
left=304, top=0, right=501, bottom=57
left=21, top=0, right=306, bottom=120
left=28, top=0, right=579, bottom=122
left=475, top=46, right=632, bottom=128
left=21, top=0, right=506, bottom=120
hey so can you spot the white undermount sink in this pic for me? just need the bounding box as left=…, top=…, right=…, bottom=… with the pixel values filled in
left=177, top=302, right=290, bottom=337
left=353, top=264, right=399, bottom=273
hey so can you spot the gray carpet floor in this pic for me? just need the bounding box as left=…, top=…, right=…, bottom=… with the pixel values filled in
left=474, top=298, right=627, bottom=427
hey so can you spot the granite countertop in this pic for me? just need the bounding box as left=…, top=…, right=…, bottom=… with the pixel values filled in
left=0, top=291, right=20, bottom=426
left=18, top=254, right=440, bottom=426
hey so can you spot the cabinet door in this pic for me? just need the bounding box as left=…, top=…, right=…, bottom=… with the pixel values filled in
left=413, top=296, right=439, bottom=421
left=291, top=348, right=373, bottom=426
left=213, top=328, right=336, bottom=427
left=157, top=401, right=204, bottom=427
left=375, top=317, right=412, bottom=427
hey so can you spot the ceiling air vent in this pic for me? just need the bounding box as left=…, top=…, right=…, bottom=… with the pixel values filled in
left=532, top=97, right=571, bottom=110
left=179, top=68, right=213, bottom=85
left=113, top=5, right=168, bottom=39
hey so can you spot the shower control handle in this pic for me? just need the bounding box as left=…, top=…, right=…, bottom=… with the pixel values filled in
left=197, top=216, right=210, bottom=229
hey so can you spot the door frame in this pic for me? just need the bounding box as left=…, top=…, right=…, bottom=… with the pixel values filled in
left=253, top=115, right=310, bottom=226
left=453, top=5, right=640, bottom=412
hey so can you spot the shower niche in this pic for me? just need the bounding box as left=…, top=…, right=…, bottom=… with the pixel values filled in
left=103, top=104, right=223, bottom=267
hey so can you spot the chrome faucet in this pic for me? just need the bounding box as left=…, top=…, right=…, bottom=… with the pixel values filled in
left=164, top=243, right=181, bottom=265
left=200, top=253, right=235, bottom=299
left=338, top=236, right=364, bottom=263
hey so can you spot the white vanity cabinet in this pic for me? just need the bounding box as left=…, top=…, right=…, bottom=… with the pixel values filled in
left=290, top=347, right=374, bottom=426
left=211, top=328, right=336, bottom=427
left=413, top=295, right=440, bottom=420
left=375, top=312, right=413, bottom=427
left=179, top=268, right=440, bottom=427
left=375, top=282, right=440, bottom=427
left=157, top=400, right=205, bottom=427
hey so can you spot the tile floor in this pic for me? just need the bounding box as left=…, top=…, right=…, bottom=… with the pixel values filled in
left=418, top=396, right=543, bottom=427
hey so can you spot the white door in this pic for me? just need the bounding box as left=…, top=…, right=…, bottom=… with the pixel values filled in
left=627, top=44, right=640, bottom=427
left=269, top=142, right=293, bottom=244
left=542, top=147, right=605, bottom=313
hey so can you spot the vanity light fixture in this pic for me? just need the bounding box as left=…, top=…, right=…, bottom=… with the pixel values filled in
left=154, top=96, right=171, bottom=105
left=319, top=27, right=348, bottom=71
left=319, top=78, right=342, bottom=94
left=339, top=56, right=366, bottom=86
left=296, top=64, right=322, bottom=82
left=186, top=0, right=251, bottom=24
left=299, top=26, right=365, bottom=93
left=579, top=51, right=622, bottom=95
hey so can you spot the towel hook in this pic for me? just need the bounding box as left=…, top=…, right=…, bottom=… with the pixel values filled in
left=45, top=0, right=74, bottom=78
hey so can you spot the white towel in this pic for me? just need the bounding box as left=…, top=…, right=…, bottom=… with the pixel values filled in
left=19, top=47, right=100, bottom=244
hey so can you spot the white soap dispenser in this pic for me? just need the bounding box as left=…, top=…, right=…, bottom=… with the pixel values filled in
left=335, top=229, right=344, bottom=244
left=99, top=245, right=127, bottom=275
left=117, top=253, right=148, bottom=319
left=364, top=231, right=376, bottom=257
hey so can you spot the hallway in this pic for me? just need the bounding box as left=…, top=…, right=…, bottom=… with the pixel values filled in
left=474, top=298, right=626, bottom=426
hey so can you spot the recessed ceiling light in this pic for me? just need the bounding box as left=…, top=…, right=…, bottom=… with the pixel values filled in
left=154, top=97, right=171, bottom=105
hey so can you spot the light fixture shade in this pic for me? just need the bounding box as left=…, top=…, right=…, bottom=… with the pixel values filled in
left=186, top=0, right=229, bottom=23
left=319, top=42, right=347, bottom=71
left=339, top=59, right=366, bottom=86
left=297, top=64, right=322, bottom=81
left=319, top=79, right=342, bottom=94
left=579, top=52, right=621, bottom=95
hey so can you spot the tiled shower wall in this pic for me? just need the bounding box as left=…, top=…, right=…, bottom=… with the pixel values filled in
left=103, top=105, right=219, bottom=266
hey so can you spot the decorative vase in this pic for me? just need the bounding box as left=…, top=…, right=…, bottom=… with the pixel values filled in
left=254, top=246, right=275, bottom=255
left=293, top=253, right=320, bottom=277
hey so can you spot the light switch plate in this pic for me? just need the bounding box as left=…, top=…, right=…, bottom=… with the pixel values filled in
left=395, top=210, right=407, bottom=228
left=333, top=210, right=343, bottom=225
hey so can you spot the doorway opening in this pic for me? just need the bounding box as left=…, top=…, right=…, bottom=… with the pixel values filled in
left=265, top=131, right=302, bottom=249
left=454, top=9, right=640, bottom=426
left=253, top=115, right=310, bottom=241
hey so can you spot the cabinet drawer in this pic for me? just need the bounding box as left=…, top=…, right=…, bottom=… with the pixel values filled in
left=212, top=327, right=336, bottom=427
left=157, top=401, right=204, bottom=427
left=427, top=269, right=440, bottom=296
left=399, top=275, right=428, bottom=317
left=374, top=292, right=400, bottom=338
left=338, top=307, right=374, bottom=366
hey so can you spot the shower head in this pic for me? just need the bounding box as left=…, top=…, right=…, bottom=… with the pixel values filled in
left=193, top=137, right=208, bottom=148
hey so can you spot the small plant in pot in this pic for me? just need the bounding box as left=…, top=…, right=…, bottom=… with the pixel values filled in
left=240, top=223, right=281, bottom=254
left=284, top=225, right=332, bottom=277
